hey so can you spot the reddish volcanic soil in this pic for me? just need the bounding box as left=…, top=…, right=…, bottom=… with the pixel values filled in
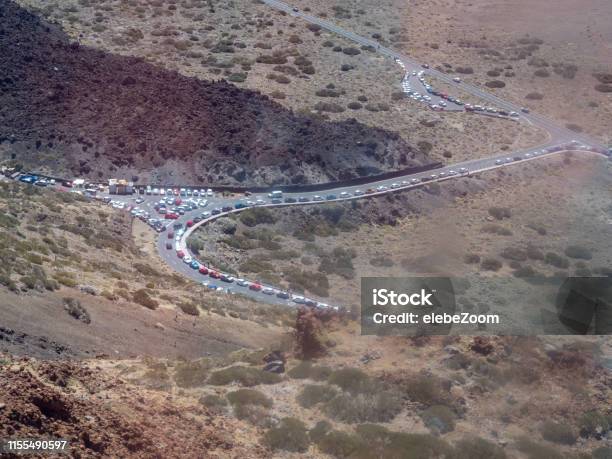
left=0, top=0, right=431, bottom=186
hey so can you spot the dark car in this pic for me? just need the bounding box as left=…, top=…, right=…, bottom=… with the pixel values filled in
left=211, top=208, right=221, bottom=215
left=165, top=242, right=172, bottom=250
left=234, top=202, right=247, bottom=209
left=326, top=194, right=337, bottom=200
left=221, top=206, right=233, bottom=212
left=276, top=291, right=290, bottom=299
left=298, top=197, right=310, bottom=203
left=168, top=232, right=174, bottom=239
left=173, top=223, right=183, bottom=230
left=193, top=216, right=202, bottom=223
left=284, top=197, right=297, bottom=203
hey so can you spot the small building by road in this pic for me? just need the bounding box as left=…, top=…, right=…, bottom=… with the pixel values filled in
left=109, top=178, right=134, bottom=195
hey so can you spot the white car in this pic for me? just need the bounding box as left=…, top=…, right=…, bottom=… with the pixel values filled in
left=183, top=256, right=193, bottom=264
left=459, top=167, right=468, bottom=173
left=206, top=189, right=213, bottom=197
left=524, top=153, right=532, bottom=158
left=376, top=185, right=388, bottom=192
left=495, top=159, right=503, bottom=165
left=411, top=178, right=420, bottom=184
left=453, top=77, right=461, bottom=83
left=236, top=279, right=248, bottom=287
left=292, top=296, right=306, bottom=304
left=313, top=195, right=324, bottom=201
left=390, top=182, right=400, bottom=189
left=340, top=191, right=351, bottom=198
left=447, top=170, right=457, bottom=176
left=262, top=287, right=275, bottom=295
left=353, top=189, right=364, bottom=196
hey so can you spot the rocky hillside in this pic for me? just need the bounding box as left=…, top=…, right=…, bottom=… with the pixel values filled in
left=0, top=0, right=430, bottom=186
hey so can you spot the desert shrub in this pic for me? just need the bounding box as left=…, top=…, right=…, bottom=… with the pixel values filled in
left=256, top=54, right=287, bottom=64
left=314, top=102, right=345, bottom=113
left=316, top=88, right=341, bottom=97
left=306, top=23, right=321, bottom=32
left=564, top=245, right=592, bottom=260
left=595, top=84, right=612, bottom=93
left=455, top=66, right=474, bottom=74
left=515, top=437, right=563, bottom=459
left=132, top=289, right=158, bottom=310
left=566, top=123, right=583, bottom=132
left=485, top=80, right=505, bottom=88
left=347, top=102, right=362, bottom=110
left=269, top=90, right=285, bottom=99
left=288, top=361, right=332, bottom=380
left=177, top=301, right=199, bottom=316
left=593, top=447, right=612, bottom=459
left=327, top=367, right=371, bottom=393
left=174, top=359, right=210, bottom=388
left=534, top=69, right=550, bottom=77
left=239, top=208, right=276, bottom=227
left=198, top=394, right=227, bottom=410
left=501, top=247, right=528, bottom=262
left=63, top=298, right=91, bottom=324
left=227, top=388, right=272, bottom=408
left=315, top=430, right=364, bottom=458
left=453, top=436, right=507, bottom=459
left=403, top=373, right=450, bottom=406
left=342, top=47, right=360, bottom=55
left=227, top=72, right=247, bottom=82
left=481, top=224, right=512, bottom=236
left=464, top=253, right=481, bottom=264
left=324, top=391, right=401, bottom=424
left=233, top=403, right=273, bottom=427
left=421, top=405, right=456, bottom=433
left=369, top=255, right=394, bottom=267
left=134, top=263, right=159, bottom=277
left=481, top=258, right=502, bottom=271
left=579, top=411, right=610, bottom=437
left=297, top=384, right=338, bottom=408
left=309, top=420, right=332, bottom=443
left=488, top=207, right=511, bottom=220
left=526, top=92, right=544, bottom=100
left=355, top=424, right=453, bottom=459
left=539, top=421, right=577, bottom=445
left=264, top=417, right=310, bottom=453
left=544, top=252, right=569, bottom=269
left=208, top=365, right=281, bottom=386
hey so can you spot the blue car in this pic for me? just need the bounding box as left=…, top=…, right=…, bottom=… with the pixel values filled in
left=326, top=194, right=337, bottom=200
left=234, top=202, right=247, bottom=209
left=190, top=260, right=200, bottom=269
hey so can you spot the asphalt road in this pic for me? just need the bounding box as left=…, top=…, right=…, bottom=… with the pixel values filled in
left=106, top=142, right=607, bottom=310
left=20, top=0, right=610, bottom=310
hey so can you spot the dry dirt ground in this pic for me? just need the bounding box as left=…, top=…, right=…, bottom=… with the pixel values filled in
left=289, top=0, right=612, bottom=143
left=16, top=0, right=546, bottom=167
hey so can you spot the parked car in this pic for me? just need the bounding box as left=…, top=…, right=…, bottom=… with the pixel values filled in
left=186, top=220, right=194, bottom=227
left=276, top=291, right=290, bottom=299
left=177, top=250, right=185, bottom=258
left=249, top=283, right=262, bottom=291
left=165, top=242, right=172, bottom=250
left=199, top=266, right=209, bottom=275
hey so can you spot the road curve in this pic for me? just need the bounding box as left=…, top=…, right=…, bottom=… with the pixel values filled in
left=161, top=145, right=608, bottom=310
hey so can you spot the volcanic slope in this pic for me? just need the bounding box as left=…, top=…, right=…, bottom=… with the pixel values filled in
left=0, top=0, right=429, bottom=186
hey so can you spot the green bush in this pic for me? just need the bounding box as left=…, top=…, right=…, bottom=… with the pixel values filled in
left=488, top=207, right=511, bottom=220
left=264, top=417, right=310, bottom=453
left=564, top=245, right=592, bottom=260
left=481, top=258, right=502, bottom=271
left=177, top=301, right=200, bottom=316
left=199, top=394, right=227, bottom=409
left=309, top=420, right=332, bottom=443
left=539, top=421, right=576, bottom=445
left=421, top=405, right=456, bottom=433
left=327, top=367, right=371, bottom=394
left=545, top=252, right=569, bottom=269
left=355, top=424, right=453, bottom=459
left=288, top=361, right=332, bottom=380
left=453, top=436, right=507, bottom=459
left=315, top=430, right=365, bottom=458
left=297, top=384, right=338, bottom=408
left=403, top=373, right=450, bottom=406
left=324, top=391, right=401, bottom=423
left=174, top=359, right=211, bottom=388
left=239, top=208, right=276, bottom=227
left=579, top=411, right=610, bottom=437
left=515, top=436, right=563, bottom=459
left=208, top=365, right=281, bottom=386
left=226, top=389, right=272, bottom=408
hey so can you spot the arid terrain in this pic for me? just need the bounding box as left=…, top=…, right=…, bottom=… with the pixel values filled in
left=1, top=0, right=611, bottom=457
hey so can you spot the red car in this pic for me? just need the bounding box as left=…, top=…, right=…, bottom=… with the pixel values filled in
left=177, top=250, right=185, bottom=259
left=209, top=271, right=220, bottom=279
left=165, top=213, right=178, bottom=219
left=186, top=220, right=194, bottom=227
left=199, top=266, right=209, bottom=275
left=175, top=198, right=182, bottom=206
left=249, top=283, right=262, bottom=292
left=167, top=231, right=174, bottom=239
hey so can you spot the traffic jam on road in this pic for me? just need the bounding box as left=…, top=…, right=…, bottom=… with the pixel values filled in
left=396, top=59, right=522, bottom=118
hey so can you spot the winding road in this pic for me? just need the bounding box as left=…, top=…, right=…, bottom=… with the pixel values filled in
left=14, top=1, right=610, bottom=311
